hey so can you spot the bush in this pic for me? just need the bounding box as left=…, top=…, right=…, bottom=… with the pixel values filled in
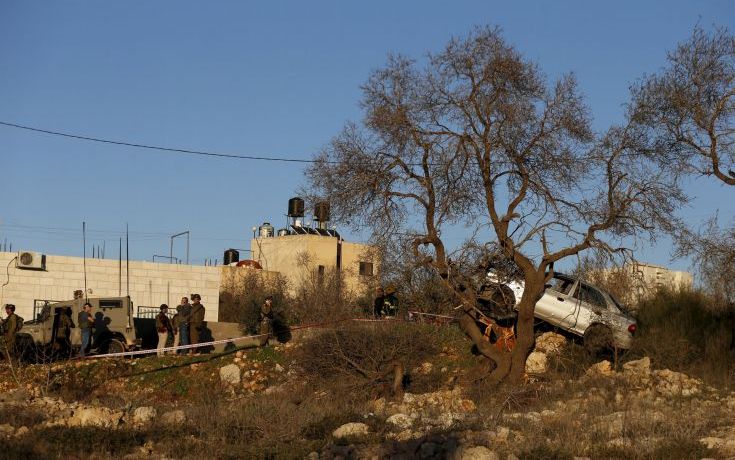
left=631, top=287, right=735, bottom=386
left=297, top=322, right=453, bottom=398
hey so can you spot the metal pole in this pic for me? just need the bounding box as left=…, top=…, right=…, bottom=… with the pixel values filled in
left=118, top=238, right=122, bottom=296
left=170, top=231, right=190, bottom=265
left=83, top=222, right=87, bottom=302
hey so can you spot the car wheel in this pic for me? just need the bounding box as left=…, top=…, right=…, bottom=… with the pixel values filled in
left=583, top=324, right=613, bottom=356
left=102, top=338, right=126, bottom=355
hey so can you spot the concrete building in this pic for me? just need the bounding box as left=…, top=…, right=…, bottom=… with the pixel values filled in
left=0, top=251, right=221, bottom=322
left=250, top=233, right=378, bottom=296
left=627, top=261, right=693, bottom=294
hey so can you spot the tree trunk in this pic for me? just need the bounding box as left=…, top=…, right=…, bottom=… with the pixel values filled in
left=507, top=278, right=545, bottom=382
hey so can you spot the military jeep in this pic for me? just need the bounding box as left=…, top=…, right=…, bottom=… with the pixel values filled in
left=19, top=296, right=140, bottom=358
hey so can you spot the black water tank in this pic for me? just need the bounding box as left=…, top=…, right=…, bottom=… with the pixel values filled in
left=288, top=197, right=305, bottom=217
left=315, top=201, right=330, bottom=222
left=223, top=249, right=239, bottom=265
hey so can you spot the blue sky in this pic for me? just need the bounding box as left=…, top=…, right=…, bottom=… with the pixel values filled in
left=0, top=1, right=732, bottom=271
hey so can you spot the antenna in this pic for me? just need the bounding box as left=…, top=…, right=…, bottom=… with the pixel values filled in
left=118, top=237, right=122, bottom=296
left=83, top=222, right=88, bottom=302
left=126, top=223, right=129, bottom=297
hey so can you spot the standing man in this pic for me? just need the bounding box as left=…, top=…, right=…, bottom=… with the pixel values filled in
left=373, top=287, right=385, bottom=318
left=259, top=296, right=274, bottom=346
left=155, top=304, right=173, bottom=357
left=77, top=302, right=94, bottom=357
left=170, top=311, right=180, bottom=354
left=383, top=284, right=399, bottom=318
left=1, top=304, right=19, bottom=360
left=55, top=307, right=75, bottom=357
left=176, top=296, right=191, bottom=355
left=189, top=294, right=205, bottom=354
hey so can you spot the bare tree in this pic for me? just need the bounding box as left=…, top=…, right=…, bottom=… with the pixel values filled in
left=632, top=26, right=735, bottom=186
left=632, top=26, right=734, bottom=304
left=674, top=216, right=735, bottom=307
left=306, top=27, right=685, bottom=383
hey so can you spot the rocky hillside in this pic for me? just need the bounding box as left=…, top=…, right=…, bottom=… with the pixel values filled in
left=0, top=325, right=734, bottom=459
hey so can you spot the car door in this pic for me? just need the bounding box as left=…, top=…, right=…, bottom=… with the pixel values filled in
left=565, top=282, right=609, bottom=334
left=535, top=276, right=577, bottom=325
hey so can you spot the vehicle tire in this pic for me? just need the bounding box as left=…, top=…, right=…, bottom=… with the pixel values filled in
left=102, top=338, right=126, bottom=355
left=584, top=324, right=613, bottom=356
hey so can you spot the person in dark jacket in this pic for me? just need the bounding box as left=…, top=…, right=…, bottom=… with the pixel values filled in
left=259, top=296, right=274, bottom=346
left=176, top=296, right=191, bottom=355
left=1, top=304, right=19, bottom=359
left=189, top=294, right=205, bottom=354
left=55, top=307, right=75, bottom=356
left=373, top=287, right=385, bottom=318
left=77, top=302, right=93, bottom=357
left=156, top=304, right=173, bottom=357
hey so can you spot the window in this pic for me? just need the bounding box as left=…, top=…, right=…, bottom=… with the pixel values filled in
left=548, top=277, right=574, bottom=295
left=574, top=284, right=606, bottom=309
left=99, top=299, right=122, bottom=309
left=359, top=262, right=374, bottom=276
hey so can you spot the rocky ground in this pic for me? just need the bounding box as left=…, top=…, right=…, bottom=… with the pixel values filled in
left=0, top=330, right=734, bottom=459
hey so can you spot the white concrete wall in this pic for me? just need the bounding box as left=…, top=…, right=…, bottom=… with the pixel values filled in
left=0, top=252, right=220, bottom=321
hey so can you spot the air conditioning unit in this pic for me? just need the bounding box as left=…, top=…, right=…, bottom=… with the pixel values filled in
left=16, top=251, right=46, bottom=270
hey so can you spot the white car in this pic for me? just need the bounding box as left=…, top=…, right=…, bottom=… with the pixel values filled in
left=488, top=273, right=637, bottom=351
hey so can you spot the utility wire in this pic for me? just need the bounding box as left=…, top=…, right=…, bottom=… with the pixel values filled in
left=0, top=119, right=653, bottom=166
left=0, top=120, right=316, bottom=164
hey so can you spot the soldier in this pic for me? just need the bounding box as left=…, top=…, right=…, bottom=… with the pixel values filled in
left=176, top=296, right=191, bottom=355
left=55, top=307, right=75, bottom=356
left=170, top=311, right=181, bottom=354
left=189, top=294, right=205, bottom=354
left=383, top=284, right=399, bottom=318
left=77, top=302, right=94, bottom=357
left=259, top=296, right=274, bottom=346
left=373, top=287, right=385, bottom=318
left=1, top=304, right=19, bottom=359
left=155, top=304, right=173, bottom=357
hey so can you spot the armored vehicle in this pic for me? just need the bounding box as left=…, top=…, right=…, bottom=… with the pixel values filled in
left=19, top=296, right=140, bottom=357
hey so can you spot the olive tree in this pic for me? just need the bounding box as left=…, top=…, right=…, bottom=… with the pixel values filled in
left=633, top=27, right=734, bottom=303
left=633, top=26, right=734, bottom=185
left=306, top=27, right=684, bottom=383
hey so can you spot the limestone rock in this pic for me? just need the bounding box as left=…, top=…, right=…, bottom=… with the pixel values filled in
left=534, top=332, right=567, bottom=354
left=585, top=360, right=614, bottom=377
left=219, top=364, right=241, bottom=386
left=132, top=406, right=157, bottom=425
left=332, top=422, right=370, bottom=439
left=525, top=351, right=548, bottom=374
left=68, top=407, right=123, bottom=428
left=386, top=413, right=413, bottom=430
left=456, top=446, right=499, bottom=460
left=623, top=357, right=651, bottom=374
left=0, top=424, right=14, bottom=437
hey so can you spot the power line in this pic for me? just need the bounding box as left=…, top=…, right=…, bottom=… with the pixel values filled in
left=0, top=119, right=654, bottom=167
left=0, top=120, right=317, bottom=164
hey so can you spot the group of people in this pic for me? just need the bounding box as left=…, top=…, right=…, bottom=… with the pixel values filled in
left=155, top=294, right=206, bottom=356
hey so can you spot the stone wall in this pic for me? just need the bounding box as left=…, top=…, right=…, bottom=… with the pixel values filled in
left=0, top=252, right=220, bottom=321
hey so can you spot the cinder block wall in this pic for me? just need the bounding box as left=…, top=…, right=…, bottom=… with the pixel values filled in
left=0, top=252, right=220, bottom=321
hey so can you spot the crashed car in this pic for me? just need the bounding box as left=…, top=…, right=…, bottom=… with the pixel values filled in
left=480, top=273, right=637, bottom=352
